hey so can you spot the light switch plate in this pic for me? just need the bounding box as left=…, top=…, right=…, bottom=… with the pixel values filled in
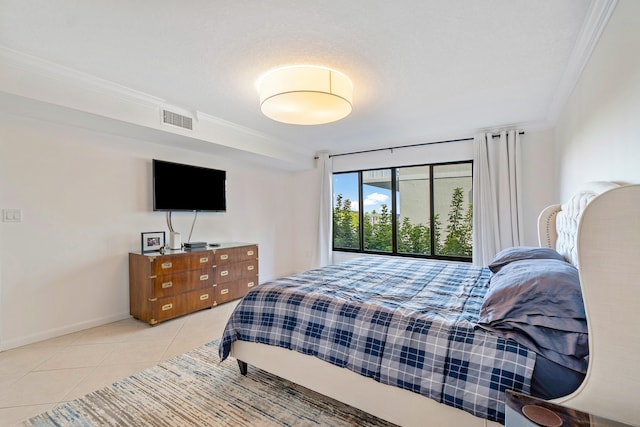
left=3, top=209, right=22, bottom=222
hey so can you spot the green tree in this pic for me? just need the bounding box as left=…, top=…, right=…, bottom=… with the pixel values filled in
left=363, top=211, right=373, bottom=248
left=333, top=189, right=471, bottom=257
left=333, top=195, right=358, bottom=249
left=375, top=204, right=393, bottom=251
left=398, top=217, right=431, bottom=254
left=364, top=204, right=393, bottom=252
left=440, top=187, right=472, bottom=257
left=461, top=202, right=473, bottom=254
left=432, top=213, right=443, bottom=254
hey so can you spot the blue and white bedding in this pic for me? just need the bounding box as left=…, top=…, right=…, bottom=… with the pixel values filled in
left=220, top=256, right=537, bottom=423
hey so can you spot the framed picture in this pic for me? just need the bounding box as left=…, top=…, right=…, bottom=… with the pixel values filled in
left=141, top=231, right=165, bottom=253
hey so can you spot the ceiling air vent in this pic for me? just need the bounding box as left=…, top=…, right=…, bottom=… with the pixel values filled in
left=162, top=110, right=193, bottom=130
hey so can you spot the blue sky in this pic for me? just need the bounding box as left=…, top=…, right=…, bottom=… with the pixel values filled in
left=333, top=173, right=391, bottom=213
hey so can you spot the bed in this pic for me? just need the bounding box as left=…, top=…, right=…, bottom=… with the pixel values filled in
left=220, top=182, right=640, bottom=426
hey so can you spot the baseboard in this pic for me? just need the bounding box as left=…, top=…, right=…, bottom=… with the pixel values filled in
left=0, top=311, right=131, bottom=351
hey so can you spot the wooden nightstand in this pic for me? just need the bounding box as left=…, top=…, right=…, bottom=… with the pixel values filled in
left=505, top=390, right=633, bottom=427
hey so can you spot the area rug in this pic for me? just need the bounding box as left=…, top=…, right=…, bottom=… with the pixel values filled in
left=25, top=340, right=395, bottom=426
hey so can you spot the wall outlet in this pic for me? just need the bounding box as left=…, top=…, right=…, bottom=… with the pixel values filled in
left=3, top=209, right=22, bottom=222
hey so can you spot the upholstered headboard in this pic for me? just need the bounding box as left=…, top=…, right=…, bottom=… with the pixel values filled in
left=537, top=182, right=640, bottom=425
left=537, top=181, right=620, bottom=266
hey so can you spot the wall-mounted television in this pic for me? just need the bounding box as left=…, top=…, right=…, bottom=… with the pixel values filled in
left=153, top=159, right=227, bottom=212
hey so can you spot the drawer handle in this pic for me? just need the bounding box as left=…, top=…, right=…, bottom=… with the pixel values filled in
left=200, top=274, right=209, bottom=281
left=162, top=303, right=173, bottom=311
left=161, top=281, right=173, bottom=289
left=247, top=250, right=254, bottom=256
left=220, top=288, right=229, bottom=295
left=220, top=254, right=229, bottom=260
left=247, top=281, right=255, bottom=288
left=200, top=257, right=209, bottom=263
left=220, top=270, right=229, bottom=277
left=199, top=294, right=209, bottom=301
left=247, top=265, right=255, bottom=271
left=161, top=262, right=172, bottom=269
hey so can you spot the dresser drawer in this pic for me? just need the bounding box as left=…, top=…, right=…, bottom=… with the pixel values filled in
left=215, top=277, right=258, bottom=305
left=151, top=269, right=214, bottom=298
left=216, top=259, right=258, bottom=283
left=149, top=288, right=214, bottom=324
left=151, top=252, right=213, bottom=275
left=215, top=245, right=258, bottom=265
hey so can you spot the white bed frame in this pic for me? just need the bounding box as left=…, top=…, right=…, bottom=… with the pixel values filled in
left=231, top=182, right=640, bottom=426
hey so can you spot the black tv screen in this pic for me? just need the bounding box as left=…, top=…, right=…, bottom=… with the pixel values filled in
left=153, top=159, right=226, bottom=212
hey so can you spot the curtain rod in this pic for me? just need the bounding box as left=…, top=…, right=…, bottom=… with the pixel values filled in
left=319, top=131, right=525, bottom=159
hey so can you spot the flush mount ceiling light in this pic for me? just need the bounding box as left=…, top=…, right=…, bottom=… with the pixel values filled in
left=258, top=65, right=353, bottom=125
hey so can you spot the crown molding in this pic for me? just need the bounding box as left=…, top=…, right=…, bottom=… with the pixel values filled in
left=545, top=0, right=618, bottom=124
left=0, top=45, right=313, bottom=169
left=0, top=46, right=167, bottom=106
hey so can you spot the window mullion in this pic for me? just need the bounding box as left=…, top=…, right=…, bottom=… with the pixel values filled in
left=391, top=167, right=398, bottom=254
left=358, top=171, right=364, bottom=251
left=429, top=164, right=435, bottom=256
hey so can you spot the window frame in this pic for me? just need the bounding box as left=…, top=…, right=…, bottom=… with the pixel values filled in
left=332, top=160, right=473, bottom=262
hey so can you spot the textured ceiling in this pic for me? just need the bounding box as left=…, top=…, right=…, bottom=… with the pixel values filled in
left=0, top=0, right=598, bottom=158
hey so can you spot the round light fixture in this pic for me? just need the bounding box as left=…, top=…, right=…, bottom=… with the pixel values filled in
left=258, top=65, right=353, bottom=125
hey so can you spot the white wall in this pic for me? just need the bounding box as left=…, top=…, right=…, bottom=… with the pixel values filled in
left=554, top=0, right=640, bottom=198
left=0, top=114, right=297, bottom=350
left=520, top=129, right=556, bottom=245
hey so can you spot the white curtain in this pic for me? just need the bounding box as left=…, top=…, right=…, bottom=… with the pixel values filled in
left=314, top=152, right=333, bottom=268
left=472, top=130, right=523, bottom=266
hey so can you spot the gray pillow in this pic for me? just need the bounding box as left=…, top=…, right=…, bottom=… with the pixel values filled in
left=488, top=246, right=566, bottom=273
left=477, top=258, right=588, bottom=372
left=481, top=258, right=584, bottom=321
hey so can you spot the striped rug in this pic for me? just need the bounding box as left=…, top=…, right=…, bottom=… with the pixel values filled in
left=25, top=340, right=395, bottom=426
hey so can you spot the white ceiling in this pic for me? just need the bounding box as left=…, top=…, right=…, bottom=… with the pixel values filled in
left=0, top=1, right=614, bottom=166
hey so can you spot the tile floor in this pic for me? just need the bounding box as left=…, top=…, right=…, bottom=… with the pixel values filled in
left=0, top=301, right=239, bottom=426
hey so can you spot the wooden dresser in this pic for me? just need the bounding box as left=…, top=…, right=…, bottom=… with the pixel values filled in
left=129, top=242, right=258, bottom=325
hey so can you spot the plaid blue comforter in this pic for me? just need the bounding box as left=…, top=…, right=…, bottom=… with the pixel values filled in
left=219, top=257, right=535, bottom=423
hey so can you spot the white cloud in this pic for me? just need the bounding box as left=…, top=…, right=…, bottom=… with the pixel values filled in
left=350, top=201, right=359, bottom=212
left=363, top=192, right=389, bottom=206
